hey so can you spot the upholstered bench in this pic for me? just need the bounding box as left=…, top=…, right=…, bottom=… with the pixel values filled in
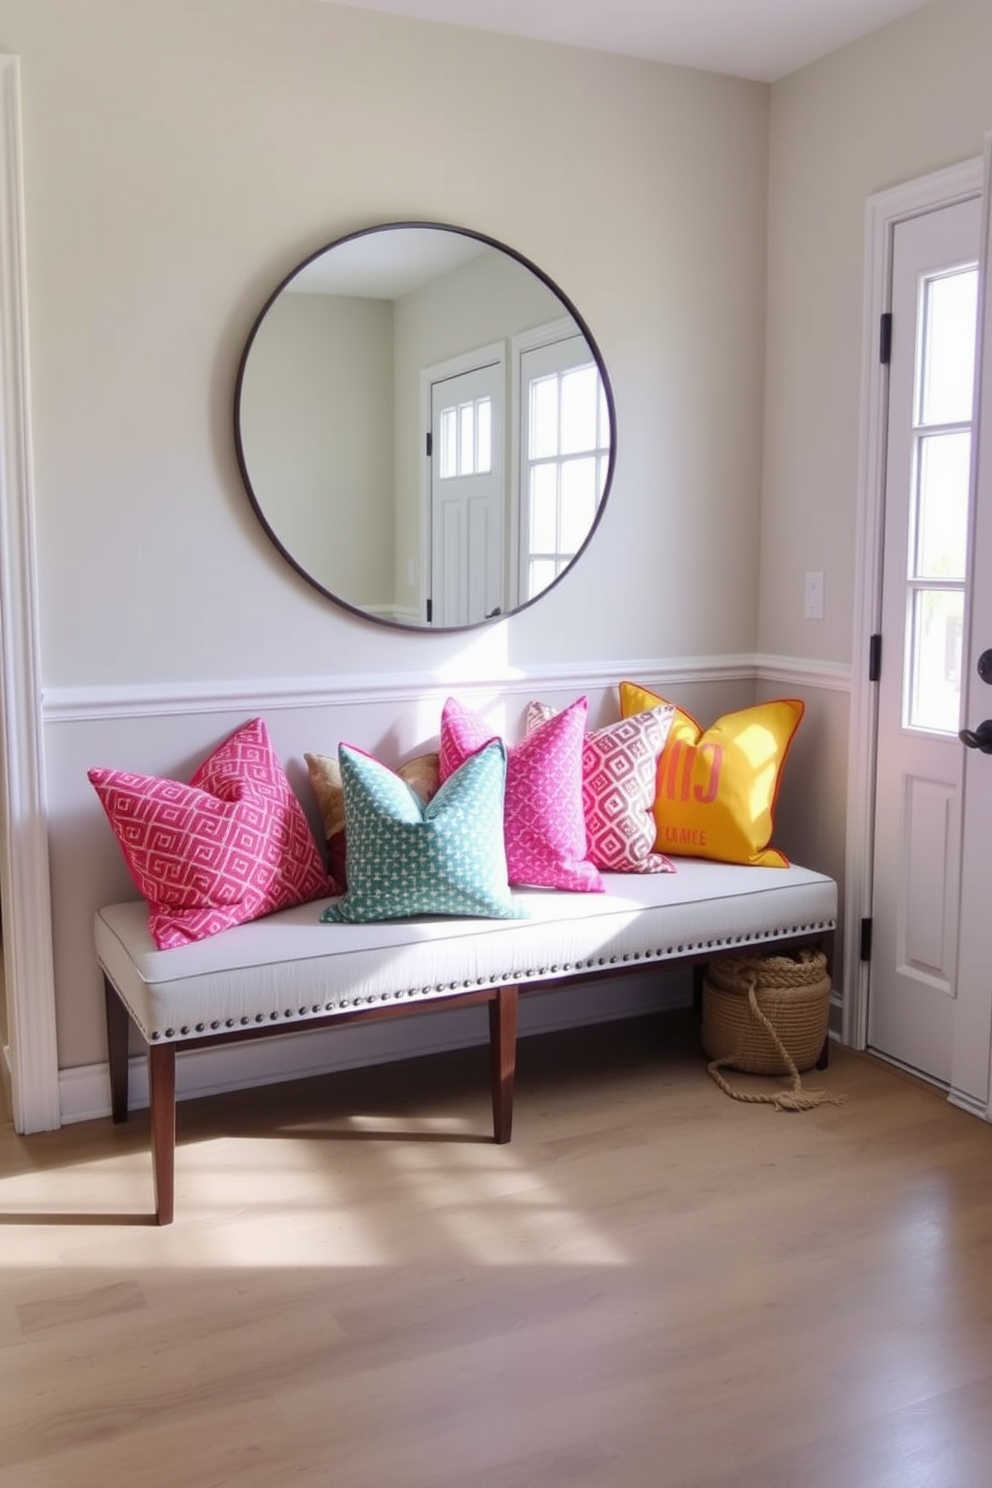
left=96, top=858, right=837, bottom=1224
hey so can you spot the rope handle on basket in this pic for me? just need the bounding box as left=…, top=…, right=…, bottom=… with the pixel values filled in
left=706, top=973, right=846, bottom=1112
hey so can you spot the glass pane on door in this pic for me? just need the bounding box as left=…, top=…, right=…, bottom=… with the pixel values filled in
left=903, top=265, right=978, bottom=734
left=915, top=431, right=970, bottom=579
left=908, top=588, right=964, bottom=732
left=918, top=269, right=978, bottom=425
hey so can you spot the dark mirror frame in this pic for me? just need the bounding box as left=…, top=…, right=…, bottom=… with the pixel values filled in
left=233, top=221, right=617, bottom=633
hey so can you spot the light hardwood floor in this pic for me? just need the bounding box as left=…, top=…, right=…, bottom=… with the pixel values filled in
left=2, top=1009, right=992, bottom=1487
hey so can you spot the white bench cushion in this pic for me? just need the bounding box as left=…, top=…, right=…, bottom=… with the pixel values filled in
left=95, top=858, right=837, bottom=1045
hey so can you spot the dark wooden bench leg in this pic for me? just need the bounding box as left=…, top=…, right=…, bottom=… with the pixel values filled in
left=104, top=977, right=131, bottom=1124
left=148, top=1043, right=177, bottom=1226
left=489, top=984, right=519, bottom=1144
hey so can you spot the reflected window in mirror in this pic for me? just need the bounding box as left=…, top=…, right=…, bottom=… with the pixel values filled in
left=519, top=329, right=611, bottom=603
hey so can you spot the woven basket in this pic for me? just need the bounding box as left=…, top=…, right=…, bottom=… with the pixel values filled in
left=701, top=949, right=830, bottom=1075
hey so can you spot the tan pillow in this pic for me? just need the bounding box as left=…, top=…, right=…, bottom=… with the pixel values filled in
left=305, top=749, right=441, bottom=890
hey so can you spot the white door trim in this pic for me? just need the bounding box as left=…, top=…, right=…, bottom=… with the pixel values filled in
left=0, top=56, right=60, bottom=1133
left=844, top=156, right=983, bottom=1050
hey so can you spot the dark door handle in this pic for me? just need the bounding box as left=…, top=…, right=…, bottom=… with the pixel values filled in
left=959, top=720, right=992, bottom=753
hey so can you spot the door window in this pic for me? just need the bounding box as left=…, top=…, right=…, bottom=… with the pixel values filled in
left=905, top=266, right=978, bottom=733
left=439, top=395, right=492, bottom=479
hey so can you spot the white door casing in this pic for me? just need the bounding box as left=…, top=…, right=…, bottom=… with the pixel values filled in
left=868, top=198, right=980, bottom=1085
left=0, top=56, right=60, bottom=1133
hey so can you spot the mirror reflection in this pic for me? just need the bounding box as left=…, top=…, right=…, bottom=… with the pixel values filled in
left=235, top=223, right=615, bottom=630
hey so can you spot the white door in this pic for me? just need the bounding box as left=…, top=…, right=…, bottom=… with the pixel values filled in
left=867, top=197, right=981, bottom=1084
left=429, top=362, right=504, bottom=627
left=954, top=145, right=992, bottom=1114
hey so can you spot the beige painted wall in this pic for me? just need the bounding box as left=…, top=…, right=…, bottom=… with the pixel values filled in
left=0, top=0, right=773, bottom=1071
left=239, top=291, right=395, bottom=606
left=1, top=0, right=769, bottom=692
left=761, top=0, right=992, bottom=664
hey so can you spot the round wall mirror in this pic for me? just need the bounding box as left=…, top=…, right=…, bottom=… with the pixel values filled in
left=234, top=222, right=616, bottom=631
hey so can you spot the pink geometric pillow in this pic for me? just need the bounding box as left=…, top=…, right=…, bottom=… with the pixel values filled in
left=89, top=717, right=330, bottom=949
left=439, top=695, right=603, bottom=893
left=527, top=700, right=677, bottom=874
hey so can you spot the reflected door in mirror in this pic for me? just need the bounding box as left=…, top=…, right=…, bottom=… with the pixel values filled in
left=430, top=358, right=504, bottom=627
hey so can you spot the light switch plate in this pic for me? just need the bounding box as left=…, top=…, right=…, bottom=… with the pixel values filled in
left=804, top=571, right=824, bottom=620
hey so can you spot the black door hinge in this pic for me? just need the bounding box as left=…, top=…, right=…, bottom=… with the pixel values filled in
left=426, top=431, right=432, bottom=458
left=426, top=597, right=433, bottom=624
left=869, top=633, right=882, bottom=682
left=860, top=917, right=873, bottom=962
left=879, top=313, right=892, bottom=365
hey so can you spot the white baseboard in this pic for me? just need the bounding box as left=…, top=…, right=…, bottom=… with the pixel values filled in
left=828, top=988, right=843, bottom=1037
left=59, top=970, right=693, bottom=1126
left=948, top=1087, right=990, bottom=1121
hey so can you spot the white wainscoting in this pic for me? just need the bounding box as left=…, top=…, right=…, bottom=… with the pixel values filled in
left=42, top=652, right=850, bottom=1131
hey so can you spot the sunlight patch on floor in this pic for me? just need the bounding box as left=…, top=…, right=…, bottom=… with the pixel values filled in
left=2, top=1098, right=628, bottom=1266
left=373, top=1124, right=630, bottom=1266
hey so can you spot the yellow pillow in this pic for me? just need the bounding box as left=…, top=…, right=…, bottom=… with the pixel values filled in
left=618, top=682, right=804, bottom=867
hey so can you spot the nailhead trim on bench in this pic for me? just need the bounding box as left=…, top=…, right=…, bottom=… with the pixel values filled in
left=138, top=915, right=833, bottom=1041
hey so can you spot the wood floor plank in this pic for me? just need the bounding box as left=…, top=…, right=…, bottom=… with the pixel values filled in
left=14, top=1278, right=147, bottom=1336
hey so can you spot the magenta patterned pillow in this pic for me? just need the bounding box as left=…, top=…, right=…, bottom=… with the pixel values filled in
left=439, top=696, right=603, bottom=892
left=89, top=717, right=330, bottom=949
left=527, top=700, right=677, bottom=874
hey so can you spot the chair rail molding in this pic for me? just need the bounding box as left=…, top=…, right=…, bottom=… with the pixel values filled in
left=753, top=654, right=851, bottom=693
left=0, top=56, right=60, bottom=1133
left=42, top=652, right=848, bottom=724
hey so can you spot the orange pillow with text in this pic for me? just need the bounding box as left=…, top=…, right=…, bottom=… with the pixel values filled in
left=618, top=682, right=804, bottom=867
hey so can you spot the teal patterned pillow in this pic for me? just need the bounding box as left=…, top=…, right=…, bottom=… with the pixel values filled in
left=321, top=739, right=525, bottom=923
